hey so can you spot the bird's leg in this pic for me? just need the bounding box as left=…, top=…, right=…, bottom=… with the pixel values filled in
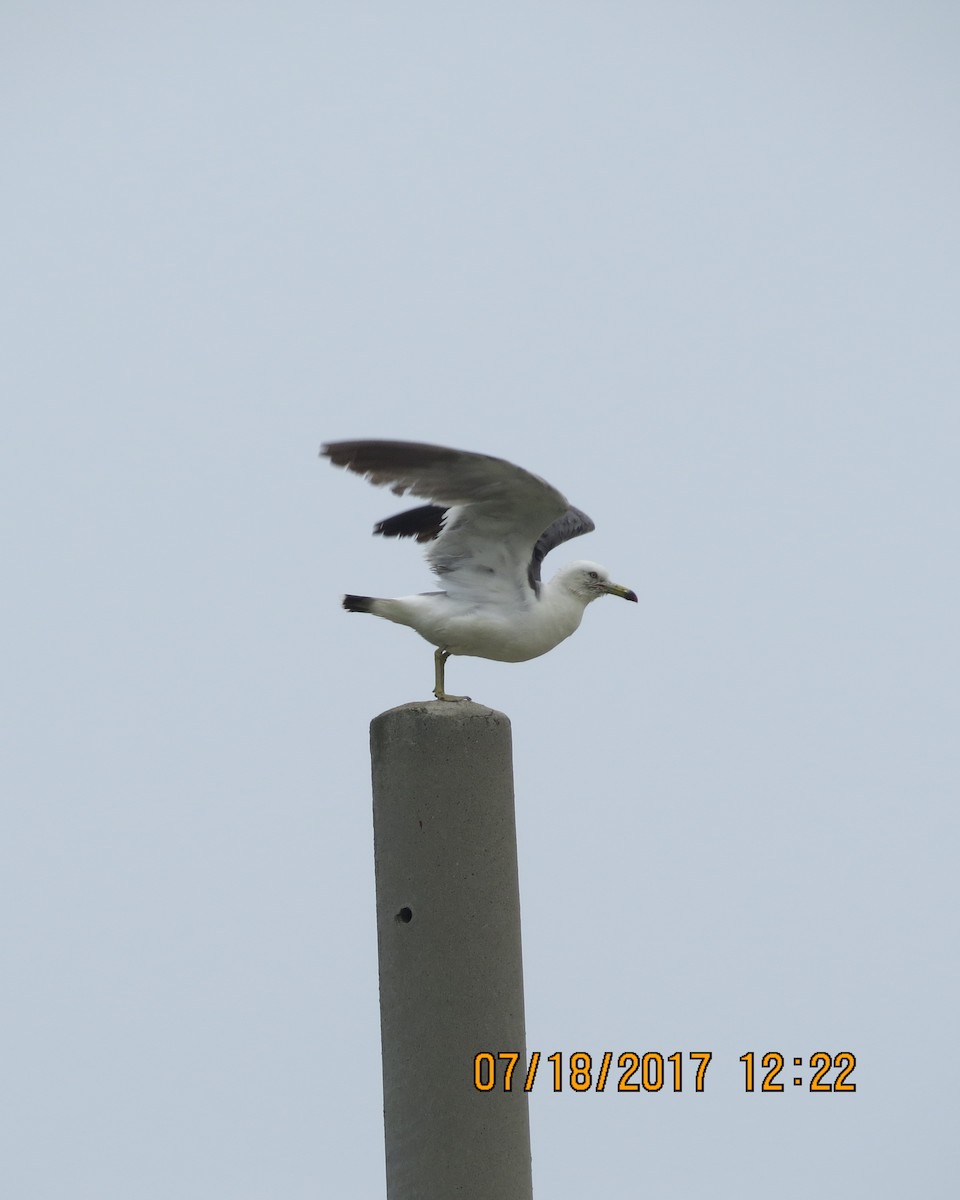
left=433, top=648, right=470, bottom=702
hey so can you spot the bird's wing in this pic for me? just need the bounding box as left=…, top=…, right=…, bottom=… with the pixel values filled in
left=321, top=440, right=589, bottom=602
left=528, top=506, right=596, bottom=589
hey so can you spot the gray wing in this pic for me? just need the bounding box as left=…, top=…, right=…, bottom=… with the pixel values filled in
left=528, top=506, right=595, bottom=591
left=321, top=440, right=588, bottom=601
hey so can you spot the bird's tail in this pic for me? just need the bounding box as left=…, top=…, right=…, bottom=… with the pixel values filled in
left=342, top=594, right=377, bottom=614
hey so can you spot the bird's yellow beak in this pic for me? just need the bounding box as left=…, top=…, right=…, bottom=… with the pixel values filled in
left=603, top=581, right=638, bottom=602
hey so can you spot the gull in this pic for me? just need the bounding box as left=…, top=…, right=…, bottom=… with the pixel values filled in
left=321, top=439, right=637, bottom=700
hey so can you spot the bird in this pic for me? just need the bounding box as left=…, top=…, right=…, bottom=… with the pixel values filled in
left=321, top=439, right=637, bottom=700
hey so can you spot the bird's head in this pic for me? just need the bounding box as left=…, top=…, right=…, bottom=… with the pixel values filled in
left=555, top=561, right=638, bottom=605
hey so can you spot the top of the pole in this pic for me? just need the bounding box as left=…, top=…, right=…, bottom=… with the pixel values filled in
left=372, top=699, right=510, bottom=724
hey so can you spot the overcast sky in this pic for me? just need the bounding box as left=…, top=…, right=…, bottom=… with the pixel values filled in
left=3, top=4, right=958, bottom=1197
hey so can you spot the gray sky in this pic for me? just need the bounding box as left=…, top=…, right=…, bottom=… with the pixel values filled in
left=3, top=3, right=958, bottom=1196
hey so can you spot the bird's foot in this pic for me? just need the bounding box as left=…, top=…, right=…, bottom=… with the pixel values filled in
left=432, top=648, right=469, bottom=701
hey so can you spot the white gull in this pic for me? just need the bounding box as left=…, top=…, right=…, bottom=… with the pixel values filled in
left=321, top=439, right=637, bottom=700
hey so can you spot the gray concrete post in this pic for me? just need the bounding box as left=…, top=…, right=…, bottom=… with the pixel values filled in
left=370, top=701, right=533, bottom=1200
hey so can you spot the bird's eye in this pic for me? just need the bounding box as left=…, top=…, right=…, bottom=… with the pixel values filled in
left=588, top=570, right=599, bottom=580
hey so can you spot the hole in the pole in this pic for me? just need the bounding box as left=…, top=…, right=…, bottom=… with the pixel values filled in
left=395, top=906, right=413, bottom=924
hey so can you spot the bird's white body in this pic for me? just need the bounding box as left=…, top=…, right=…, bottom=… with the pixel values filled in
left=370, top=561, right=608, bottom=662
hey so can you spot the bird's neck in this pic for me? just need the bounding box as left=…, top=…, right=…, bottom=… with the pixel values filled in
left=539, top=576, right=591, bottom=628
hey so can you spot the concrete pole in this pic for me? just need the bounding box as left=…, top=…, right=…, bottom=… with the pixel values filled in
left=370, top=701, right=533, bottom=1200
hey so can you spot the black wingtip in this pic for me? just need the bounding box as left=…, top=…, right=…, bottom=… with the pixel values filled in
left=373, top=504, right=448, bottom=543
